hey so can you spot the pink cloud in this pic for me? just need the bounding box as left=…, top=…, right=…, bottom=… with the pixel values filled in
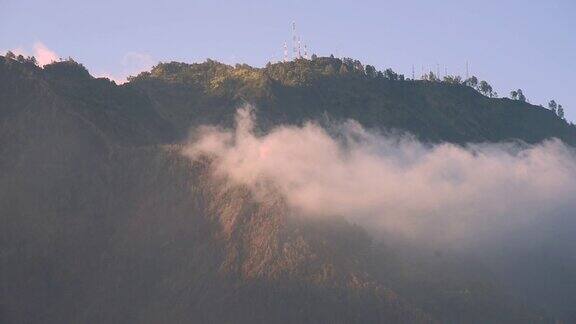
left=186, top=106, right=576, bottom=245
left=4, top=43, right=152, bottom=84
left=33, top=42, right=58, bottom=66
left=3, top=42, right=59, bottom=67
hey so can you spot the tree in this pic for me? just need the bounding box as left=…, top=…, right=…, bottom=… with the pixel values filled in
left=465, top=76, right=478, bottom=89
left=557, top=104, right=565, bottom=120
left=25, top=56, right=37, bottom=66
left=384, top=68, right=399, bottom=81
left=16, top=54, right=25, bottom=63
left=443, top=75, right=462, bottom=84
left=311, top=54, right=318, bottom=60
left=364, top=65, right=377, bottom=78
left=510, top=89, right=526, bottom=102
left=517, top=89, right=526, bottom=102
left=548, top=100, right=558, bottom=114
left=352, top=59, right=363, bottom=72
left=510, top=90, right=518, bottom=100
left=5, top=51, right=15, bottom=60
left=422, top=71, right=438, bottom=82
left=478, top=80, right=494, bottom=97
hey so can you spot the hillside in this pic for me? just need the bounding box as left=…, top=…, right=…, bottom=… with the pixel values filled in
left=0, top=55, right=573, bottom=323
left=3, top=55, right=573, bottom=146
left=127, top=57, right=575, bottom=145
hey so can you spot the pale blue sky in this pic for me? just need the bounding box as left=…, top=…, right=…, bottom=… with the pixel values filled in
left=1, top=0, right=575, bottom=120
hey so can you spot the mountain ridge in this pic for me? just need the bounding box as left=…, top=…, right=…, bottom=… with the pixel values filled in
left=3, top=55, right=574, bottom=146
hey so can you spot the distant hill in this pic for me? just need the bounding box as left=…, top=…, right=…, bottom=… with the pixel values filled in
left=1, top=55, right=572, bottom=323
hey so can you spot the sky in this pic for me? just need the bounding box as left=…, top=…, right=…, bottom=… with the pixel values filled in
left=1, top=0, right=575, bottom=120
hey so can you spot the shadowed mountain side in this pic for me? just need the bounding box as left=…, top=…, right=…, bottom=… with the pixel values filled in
left=0, top=101, right=432, bottom=322
left=0, top=57, right=177, bottom=147
left=0, top=55, right=565, bottom=323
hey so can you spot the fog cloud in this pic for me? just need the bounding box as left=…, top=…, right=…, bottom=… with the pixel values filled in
left=184, top=106, right=576, bottom=245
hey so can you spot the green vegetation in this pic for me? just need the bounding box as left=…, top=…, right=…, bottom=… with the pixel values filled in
left=4, top=49, right=566, bottom=144
left=124, top=55, right=574, bottom=146
left=510, top=89, right=526, bottom=102
left=548, top=99, right=566, bottom=120
left=3, top=50, right=39, bottom=66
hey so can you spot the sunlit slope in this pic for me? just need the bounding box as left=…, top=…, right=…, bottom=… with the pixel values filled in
left=128, top=57, right=575, bottom=145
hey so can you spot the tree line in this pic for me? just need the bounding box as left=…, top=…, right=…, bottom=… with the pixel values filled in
left=3, top=50, right=569, bottom=121
left=4, top=50, right=38, bottom=65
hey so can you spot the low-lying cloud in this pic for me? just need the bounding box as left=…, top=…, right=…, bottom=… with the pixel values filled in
left=183, top=106, right=576, bottom=245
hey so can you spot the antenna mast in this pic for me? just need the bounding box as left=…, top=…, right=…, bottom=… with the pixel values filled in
left=466, top=61, right=469, bottom=79
left=283, top=42, right=288, bottom=62
left=292, top=21, right=298, bottom=59
left=297, top=36, right=302, bottom=58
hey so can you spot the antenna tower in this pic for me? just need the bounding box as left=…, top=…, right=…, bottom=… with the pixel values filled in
left=292, top=21, right=298, bottom=59
left=297, top=36, right=302, bottom=58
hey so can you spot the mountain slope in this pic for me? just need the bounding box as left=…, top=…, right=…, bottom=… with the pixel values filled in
left=0, top=55, right=568, bottom=323
left=128, top=57, right=575, bottom=145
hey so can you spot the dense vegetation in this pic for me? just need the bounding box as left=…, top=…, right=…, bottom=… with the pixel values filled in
left=4, top=51, right=573, bottom=145
left=1, top=54, right=574, bottom=323
left=127, top=55, right=574, bottom=145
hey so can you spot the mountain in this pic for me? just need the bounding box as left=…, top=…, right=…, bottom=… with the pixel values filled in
left=0, top=55, right=573, bottom=323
